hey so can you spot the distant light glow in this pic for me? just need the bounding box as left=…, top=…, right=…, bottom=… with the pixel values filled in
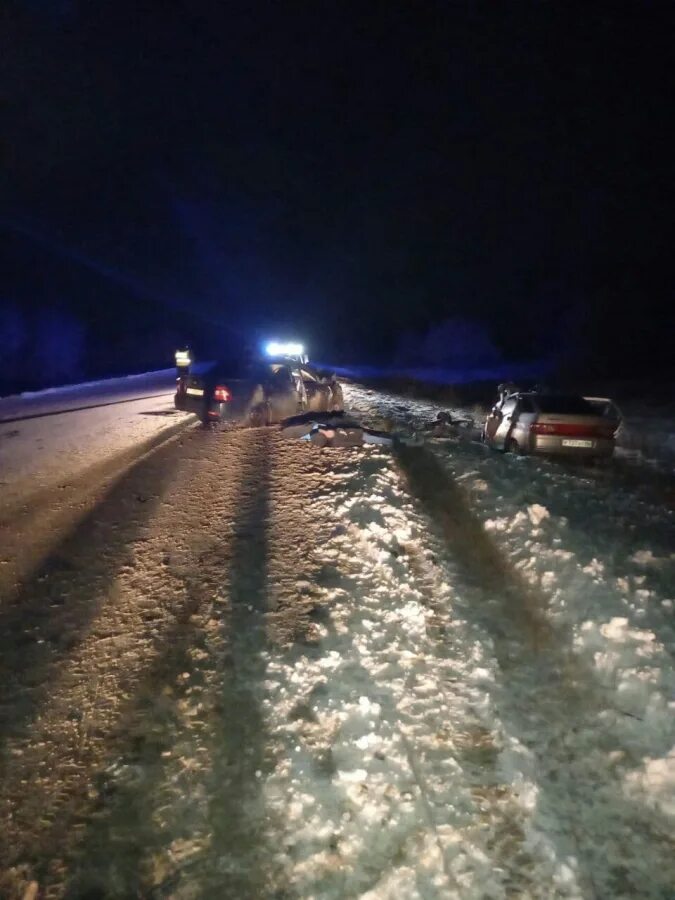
left=265, top=341, right=304, bottom=358
left=175, top=349, right=191, bottom=366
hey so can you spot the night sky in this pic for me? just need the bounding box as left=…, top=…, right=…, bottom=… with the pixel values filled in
left=2, top=1, right=673, bottom=389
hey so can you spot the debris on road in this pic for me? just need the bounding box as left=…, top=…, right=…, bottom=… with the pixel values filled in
left=281, top=411, right=393, bottom=447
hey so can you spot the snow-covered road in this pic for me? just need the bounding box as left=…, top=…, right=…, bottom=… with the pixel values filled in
left=0, top=370, right=188, bottom=508
left=0, top=374, right=195, bottom=601
left=0, top=369, right=176, bottom=423
left=0, top=380, right=673, bottom=899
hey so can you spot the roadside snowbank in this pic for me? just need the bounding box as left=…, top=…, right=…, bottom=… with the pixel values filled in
left=344, top=383, right=675, bottom=897
left=261, top=448, right=579, bottom=898
left=0, top=369, right=176, bottom=421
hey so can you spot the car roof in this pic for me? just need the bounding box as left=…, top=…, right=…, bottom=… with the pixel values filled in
left=203, top=358, right=272, bottom=377
left=503, top=391, right=598, bottom=411
left=530, top=393, right=597, bottom=414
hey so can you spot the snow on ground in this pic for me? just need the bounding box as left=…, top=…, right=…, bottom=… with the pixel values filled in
left=0, top=374, right=195, bottom=604
left=261, top=449, right=550, bottom=898
left=614, top=398, right=675, bottom=471
left=344, top=383, right=675, bottom=896
left=0, top=368, right=176, bottom=421
left=452, top=446, right=675, bottom=817
left=18, top=428, right=582, bottom=899
left=1, top=376, right=674, bottom=898
left=0, top=393, right=191, bottom=506
left=0, top=369, right=189, bottom=504
left=344, top=386, right=475, bottom=437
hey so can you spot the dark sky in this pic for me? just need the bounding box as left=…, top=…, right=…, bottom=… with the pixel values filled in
left=2, top=1, right=673, bottom=379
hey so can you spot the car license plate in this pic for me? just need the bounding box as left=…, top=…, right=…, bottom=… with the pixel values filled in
left=186, top=387, right=204, bottom=396
left=562, top=438, right=594, bottom=448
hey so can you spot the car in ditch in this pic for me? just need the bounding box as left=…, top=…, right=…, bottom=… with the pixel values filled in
left=483, top=390, right=622, bottom=458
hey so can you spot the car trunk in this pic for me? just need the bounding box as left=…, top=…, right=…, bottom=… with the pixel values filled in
left=532, top=413, right=616, bottom=441
left=185, top=373, right=262, bottom=419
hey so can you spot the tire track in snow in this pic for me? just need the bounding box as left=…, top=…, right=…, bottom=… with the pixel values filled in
left=60, top=428, right=285, bottom=899
left=57, top=428, right=337, bottom=899
left=395, top=443, right=555, bottom=656
left=0, top=426, right=206, bottom=898
left=0, top=416, right=196, bottom=601
left=198, top=428, right=278, bottom=898
left=0, top=427, right=283, bottom=898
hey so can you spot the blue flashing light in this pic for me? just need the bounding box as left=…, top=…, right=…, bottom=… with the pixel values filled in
left=265, top=341, right=305, bottom=358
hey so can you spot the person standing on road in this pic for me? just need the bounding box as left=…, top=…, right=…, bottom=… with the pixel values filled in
left=175, top=347, right=192, bottom=380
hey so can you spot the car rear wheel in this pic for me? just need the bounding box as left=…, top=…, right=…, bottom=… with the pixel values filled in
left=505, top=437, right=526, bottom=456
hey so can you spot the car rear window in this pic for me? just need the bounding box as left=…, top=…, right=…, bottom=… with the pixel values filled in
left=535, top=395, right=595, bottom=415
left=206, top=359, right=264, bottom=379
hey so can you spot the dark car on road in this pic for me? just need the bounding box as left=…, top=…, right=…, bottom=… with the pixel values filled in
left=175, top=358, right=306, bottom=426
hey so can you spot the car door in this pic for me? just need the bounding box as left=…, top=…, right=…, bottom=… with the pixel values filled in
left=511, top=395, right=536, bottom=448
left=492, top=397, right=518, bottom=449
left=484, top=399, right=504, bottom=443
left=584, top=397, right=623, bottom=434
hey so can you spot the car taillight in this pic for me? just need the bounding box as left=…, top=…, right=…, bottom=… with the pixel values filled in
left=213, top=385, right=231, bottom=402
